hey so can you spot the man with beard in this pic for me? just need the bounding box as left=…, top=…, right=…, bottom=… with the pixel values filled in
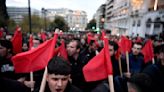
left=66, top=38, right=96, bottom=92
left=122, top=42, right=145, bottom=78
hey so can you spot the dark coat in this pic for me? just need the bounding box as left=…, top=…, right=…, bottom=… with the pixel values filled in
left=142, top=62, right=164, bottom=92
left=68, top=47, right=96, bottom=92
left=44, top=82, right=82, bottom=92
left=0, top=77, right=30, bottom=92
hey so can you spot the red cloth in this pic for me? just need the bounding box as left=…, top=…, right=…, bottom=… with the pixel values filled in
left=119, top=36, right=132, bottom=54
left=141, top=39, right=154, bottom=63
left=115, top=47, right=121, bottom=60
left=12, top=34, right=58, bottom=73
left=83, top=38, right=113, bottom=82
left=11, top=27, right=22, bottom=54
left=101, top=30, right=105, bottom=40
left=29, top=35, right=33, bottom=50
left=0, top=28, right=3, bottom=39
left=58, top=40, right=68, bottom=61
left=41, top=32, right=46, bottom=41
left=136, top=37, right=142, bottom=43
left=87, top=33, right=95, bottom=44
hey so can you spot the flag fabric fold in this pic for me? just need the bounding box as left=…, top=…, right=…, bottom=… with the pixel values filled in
left=141, top=39, right=154, bottom=63
left=119, top=36, right=132, bottom=54
left=12, top=33, right=58, bottom=73
left=0, top=28, right=4, bottom=39
left=29, top=34, right=33, bottom=50
left=101, top=30, right=105, bottom=40
left=83, top=38, right=113, bottom=82
left=11, top=27, right=22, bottom=54
left=41, top=32, right=47, bottom=42
left=87, top=33, right=95, bottom=44
left=58, top=40, right=68, bottom=61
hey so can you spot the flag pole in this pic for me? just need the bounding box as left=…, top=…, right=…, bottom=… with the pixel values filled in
left=154, top=0, right=158, bottom=11
left=39, top=67, right=47, bottom=92
left=104, top=37, right=115, bottom=92
left=126, top=51, right=130, bottom=73
left=108, top=75, right=115, bottom=92
left=118, top=56, right=123, bottom=77
left=152, top=58, right=155, bottom=64
left=30, top=72, right=34, bottom=92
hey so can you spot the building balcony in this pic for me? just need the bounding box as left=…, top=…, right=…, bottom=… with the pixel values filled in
left=110, top=14, right=129, bottom=21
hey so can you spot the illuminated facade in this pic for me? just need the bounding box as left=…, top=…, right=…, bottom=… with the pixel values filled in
left=105, top=0, right=164, bottom=37
left=46, top=8, right=87, bottom=31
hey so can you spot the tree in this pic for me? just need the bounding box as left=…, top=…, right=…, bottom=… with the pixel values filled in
left=20, top=15, right=50, bottom=33
left=86, top=19, right=96, bottom=30
left=0, top=0, right=9, bottom=27
left=49, top=15, right=69, bottom=32
left=7, top=19, right=17, bottom=33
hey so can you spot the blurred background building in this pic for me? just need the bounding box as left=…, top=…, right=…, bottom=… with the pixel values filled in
left=46, top=8, right=87, bottom=31
left=96, top=0, right=164, bottom=37
left=7, top=7, right=87, bottom=31
left=7, top=7, right=40, bottom=24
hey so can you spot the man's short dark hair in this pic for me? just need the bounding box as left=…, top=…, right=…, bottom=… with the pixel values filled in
left=47, top=56, right=71, bottom=75
left=0, top=40, right=13, bottom=50
left=68, top=38, right=81, bottom=49
left=133, top=42, right=143, bottom=48
left=108, top=41, right=119, bottom=51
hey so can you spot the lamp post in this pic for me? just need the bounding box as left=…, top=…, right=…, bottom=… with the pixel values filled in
left=28, top=0, right=32, bottom=34
left=42, top=8, right=47, bottom=31
left=101, top=18, right=105, bottom=29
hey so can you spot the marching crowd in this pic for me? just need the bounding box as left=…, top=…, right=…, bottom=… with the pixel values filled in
left=0, top=27, right=164, bottom=92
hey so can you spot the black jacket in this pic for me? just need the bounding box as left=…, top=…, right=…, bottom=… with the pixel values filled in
left=44, top=82, right=82, bottom=92
left=0, top=77, right=30, bottom=92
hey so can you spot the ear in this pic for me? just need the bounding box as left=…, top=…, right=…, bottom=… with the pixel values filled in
left=46, top=74, right=49, bottom=82
left=68, top=74, right=71, bottom=79
left=68, top=74, right=72, bottom=83
left=77, top=48, right=80, bottom=53
left=8, top=49, right=11, bottom=53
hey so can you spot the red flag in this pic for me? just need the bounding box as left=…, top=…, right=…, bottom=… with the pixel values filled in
left=101, top=30, right=105, bottom=40
left=12, top=34, right=58, bottom=73
left=115, top=47, right=121, bottom=60
left=119, top=36, right=132, bottom=54
left=29, top=34, right=33, bottom=50
left=136, top=37, right=142, bottom=43
left=58, top=40, right=68, bottom=61
left=87, top=33, right=95, bottom=44
left=141, top=39, right=154, bottom=63
left=41, top=32, right=46, bottom=41
left=83, top=38, right=113, bottom=82
left=0, top=28, right=4, bottom=39
left=11, top=27, right=22, bottom=54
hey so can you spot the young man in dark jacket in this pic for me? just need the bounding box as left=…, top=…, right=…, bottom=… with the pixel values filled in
left=45, top=56, right=82, bottom=92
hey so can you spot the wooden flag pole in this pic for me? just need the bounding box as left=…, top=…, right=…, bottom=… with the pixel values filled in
left=152, top=58, right=155, bottom=64
left=154, top=0, right=158, bottom=11
left=118, top=56, right=123, bottom=77
left=30, top=72, right=34, bottom=92
left=108, top=75, right=115, bottom=92
left=126, top=51, right=130, bottom=73
left=39, top=67, right=48, bottom=92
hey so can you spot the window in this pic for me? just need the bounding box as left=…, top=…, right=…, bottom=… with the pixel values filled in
left=146, top=23, right=151, bottom=28
left=147, top=18, right=152, bottom=23
left=154, top=23, right=160, bottom=28
left=132, top=20, right=135, bottom=26
left=137, top=20, right=141, bottom=27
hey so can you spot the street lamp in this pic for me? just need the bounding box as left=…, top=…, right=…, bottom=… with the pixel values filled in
left=101, top=18, right=105, bottom=29
left=42, top=8, right=47, bottom=31
left=28, top=0, right=32, bottom=33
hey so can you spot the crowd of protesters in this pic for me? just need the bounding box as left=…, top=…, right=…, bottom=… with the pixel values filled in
left=0, top=26, right=164, bottom=92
